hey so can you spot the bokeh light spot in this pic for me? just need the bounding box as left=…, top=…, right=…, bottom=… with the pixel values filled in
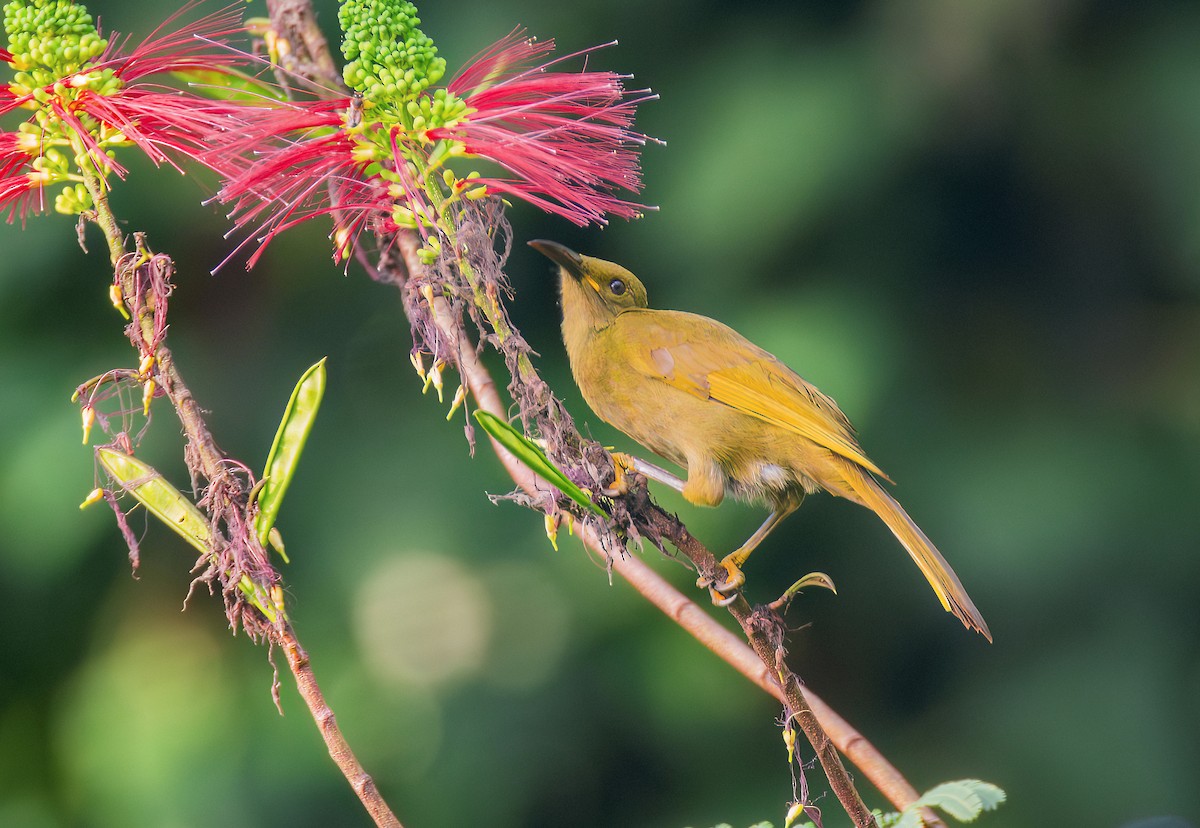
left=354, top=552, right=491, bottom=688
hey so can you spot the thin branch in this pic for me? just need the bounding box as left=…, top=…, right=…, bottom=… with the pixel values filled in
left=74, top=117, right=403, bottom=828
left=390, top=229, right=929, bottom=825
left=282, top=627, right=402, bottom=828
left=260, top=1, right=942, bottom=821
left=264, top=0, right=344, bottom=93
left=656, top=517, right=871, bottom=826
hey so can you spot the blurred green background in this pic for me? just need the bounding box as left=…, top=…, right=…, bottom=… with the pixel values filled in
left=2, top=0, right=1199, bottom=826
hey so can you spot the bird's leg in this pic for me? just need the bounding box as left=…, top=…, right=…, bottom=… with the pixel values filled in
left=701, top=494, right=803, bottom=606
left=630, top=456, right=686, bottom=492
left=600, top=452, right=687, bottom=497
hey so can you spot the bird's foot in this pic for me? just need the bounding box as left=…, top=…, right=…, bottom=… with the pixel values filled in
left=599, top=451, right=635, bottom=497
left=697, top=555, right=747, bottom=607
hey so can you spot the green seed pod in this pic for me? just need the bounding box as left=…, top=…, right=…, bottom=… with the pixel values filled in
left=254, top=358, right=328, bottom=548
left=96, top=448, right=212, bottom=553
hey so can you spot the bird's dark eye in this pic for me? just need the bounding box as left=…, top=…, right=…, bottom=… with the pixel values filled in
left=609, top=279, right=626, bottom=296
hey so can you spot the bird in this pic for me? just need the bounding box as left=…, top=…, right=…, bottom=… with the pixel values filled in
left=529, top=239, right=991, bottom=641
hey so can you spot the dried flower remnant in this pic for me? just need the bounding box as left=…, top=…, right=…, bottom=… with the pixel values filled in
left=0, top=0, right=254, bottom=221
left=212, top=0, right=655, bottom=266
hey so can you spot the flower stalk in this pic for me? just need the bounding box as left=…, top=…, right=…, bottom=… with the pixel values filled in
left=251, top=2, right=941, bottom=823
left=4, top=3, right=403, bottom=824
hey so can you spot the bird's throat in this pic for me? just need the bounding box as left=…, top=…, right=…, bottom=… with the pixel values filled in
left=559, top=273, right=614, bottom=350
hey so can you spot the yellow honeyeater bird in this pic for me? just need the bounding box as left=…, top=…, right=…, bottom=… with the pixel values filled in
left=530, top=240, right=991, bottom=641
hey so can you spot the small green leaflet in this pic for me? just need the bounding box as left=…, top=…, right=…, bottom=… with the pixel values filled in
left=472, top=410, right=608, bottom=518
left=892, top=779, right=1006, bottom=828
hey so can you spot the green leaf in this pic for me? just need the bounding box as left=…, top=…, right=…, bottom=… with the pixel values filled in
left=472, top=410, right=608, bottom=518
left=896, top=779, right=1006, bottom=828
left=97, top=448, right=210, bottom=553
left=875, top=811, right=902, bottom=828
left=255, top=358, right=327, bottom=549
left=172, top=67, right=286, bottom=104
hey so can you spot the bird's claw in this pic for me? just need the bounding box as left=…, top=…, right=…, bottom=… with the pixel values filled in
left=697, top=557, right=747, bottom=606
left=599, top=451, right=634, bottom=497
left=710, top=588, right=740, bottom=607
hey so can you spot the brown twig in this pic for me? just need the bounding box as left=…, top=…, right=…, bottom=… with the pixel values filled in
left=656, top=519, right=872, bottom=826
left=74, top=119, right=403, bottom=828
left=262, top=1, right=942, bottom=821
left=264, top=0, right=342, bottom=93
left=388, top=229, right=925, bottom=825
left=108, top=253, right=403, bottom=828
left=282, top=627, right=402, bottom=828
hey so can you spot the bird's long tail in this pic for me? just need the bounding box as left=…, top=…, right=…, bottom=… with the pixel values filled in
left=836, top=460, right=992, bottom=642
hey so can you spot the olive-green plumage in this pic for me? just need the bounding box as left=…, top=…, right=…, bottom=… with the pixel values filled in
left=530, top=239, right=990, bottom=641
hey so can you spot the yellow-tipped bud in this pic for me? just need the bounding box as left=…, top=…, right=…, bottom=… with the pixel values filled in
left=445, top=384, right=467, bottom=420
left=79, top=487, right=104, bottom=509
left=783, top=801, right=808, bottom=828
left=428, top=361, right=444, bottom=403
left=81, top=406, right=95, bottom=444
left=109, top=284, right=130, bottom=319
left=269, top=30, right=291, bottom=59
left=268, top=526, right=290, bottom=564
left=410, top=351, right=427, bottom=381
left=138, top=354, right=155, bottom=378
left=350, top=143, right=379, bottom=163
left=142, top=380, right=155, bottom=416
left=334, top=225, right=353, bottom=260
left=782, top=724, right=796, bottom=764
left=544, top=513, right=560, bottom=551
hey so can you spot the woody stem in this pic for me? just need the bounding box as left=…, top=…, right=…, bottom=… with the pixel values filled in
left=74, top=135, right=403, bottom=828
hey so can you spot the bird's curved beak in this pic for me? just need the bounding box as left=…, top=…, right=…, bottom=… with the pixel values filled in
left=528, top=239, right=585, bottom=280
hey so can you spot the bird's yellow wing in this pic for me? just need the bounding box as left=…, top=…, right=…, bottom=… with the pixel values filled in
left=619, top=310, right=890, bottom=480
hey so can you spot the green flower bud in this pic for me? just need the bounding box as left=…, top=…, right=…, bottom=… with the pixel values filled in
left=338, top=0, right=446, bottom=102
left=3, top=0, right=108, bottom=81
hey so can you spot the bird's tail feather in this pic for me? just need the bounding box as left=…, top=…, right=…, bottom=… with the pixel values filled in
left=838, top=461, right=992, bottom=642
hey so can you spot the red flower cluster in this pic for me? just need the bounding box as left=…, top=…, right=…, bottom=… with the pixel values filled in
left=1, top=4, right=253, bottom=221
left=433, top=30, right=654, bottom=226
left=210, top=28, right=655, bottom=266
left=3, top=1, right=656, bottom=264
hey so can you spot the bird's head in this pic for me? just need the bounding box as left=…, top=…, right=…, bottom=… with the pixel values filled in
left=529, top=240, right=648, bottom=328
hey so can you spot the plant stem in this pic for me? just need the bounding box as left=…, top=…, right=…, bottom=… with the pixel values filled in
left=282, top=627, right=403, bottom=828
left=392, top=229, right=928, bottom=825
left=261, top=1, right=944, bottom=822
left=74, top=135, right=403, bottom=828
left=74, top=137, right=223, bottom=483
left=658, top=521, right=872, bottom=826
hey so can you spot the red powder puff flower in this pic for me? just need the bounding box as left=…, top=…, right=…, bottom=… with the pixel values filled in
left=430, top=30, right=655, bottom=227
left=1, top=3, right=259, bottom=221
left=210, top=25, right=656, bottom=267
